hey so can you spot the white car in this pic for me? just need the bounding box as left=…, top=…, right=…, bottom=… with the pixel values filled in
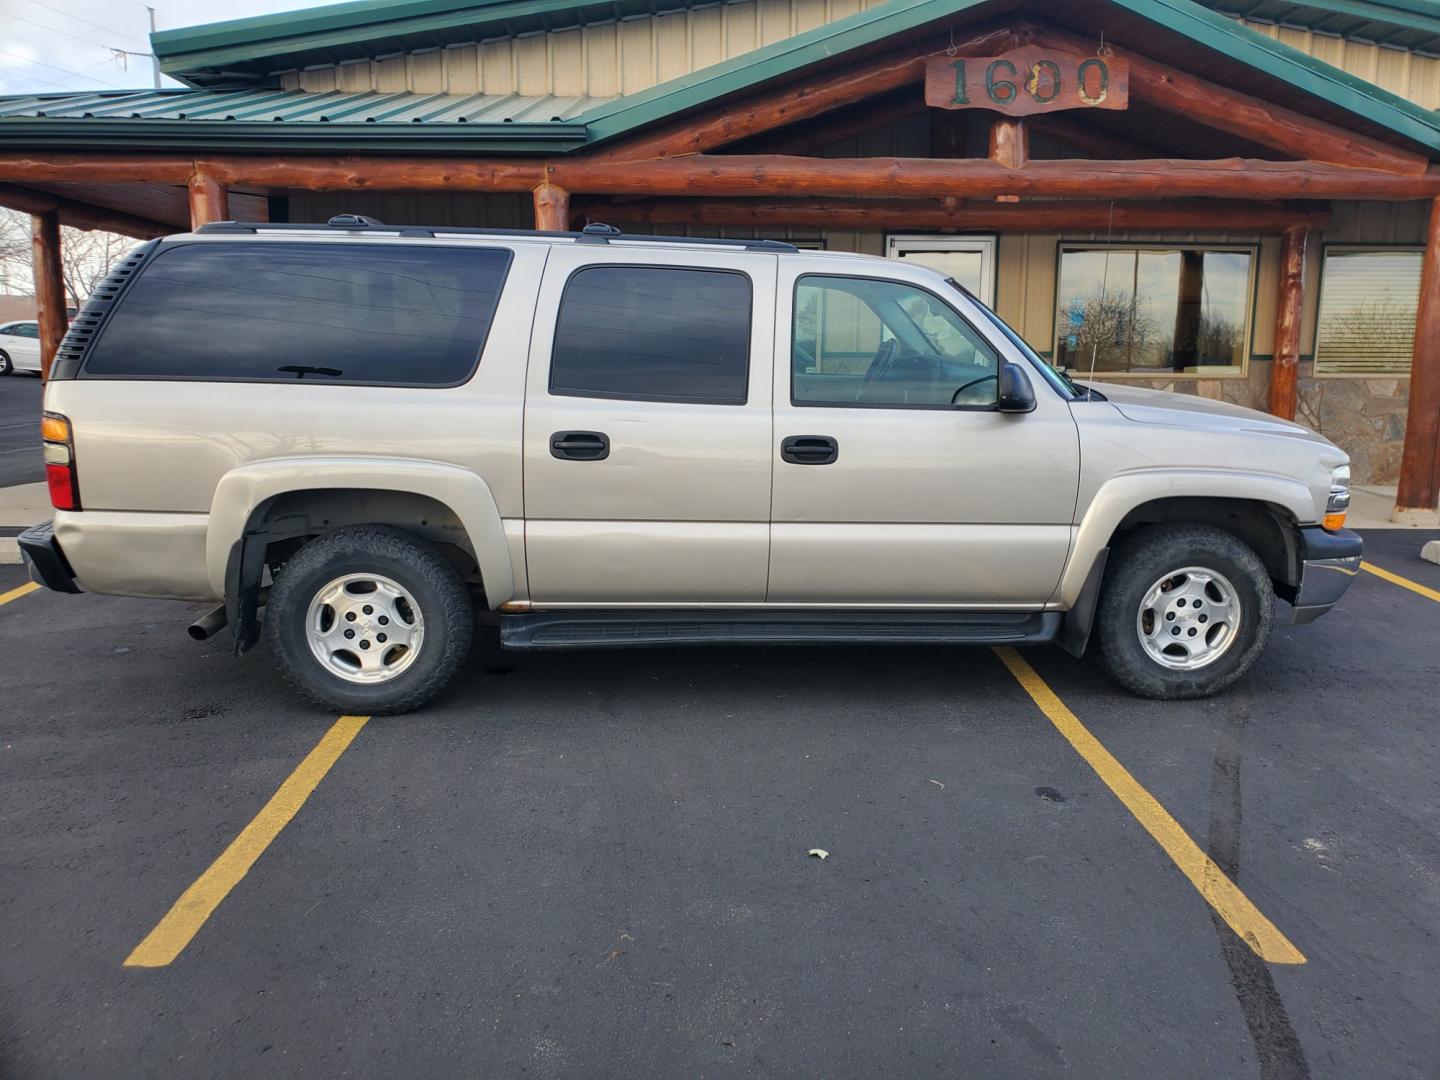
left=0, top=320, right=42, bottom=375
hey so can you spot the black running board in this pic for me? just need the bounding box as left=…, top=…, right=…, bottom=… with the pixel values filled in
left=501, top=610, right=1059, bottom=649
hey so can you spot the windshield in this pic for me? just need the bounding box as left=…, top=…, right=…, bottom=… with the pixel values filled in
left=945, top=278, right=1086, bottom=400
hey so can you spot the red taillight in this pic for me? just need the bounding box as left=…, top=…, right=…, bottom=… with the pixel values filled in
left=41, top=411, right=80, bottom=511
left=46, top=462, right=78, bottom=510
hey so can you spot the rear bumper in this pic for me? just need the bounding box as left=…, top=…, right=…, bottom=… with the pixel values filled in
left=1290, top=526, right=1363, bottom=625
left=18, top=521, right=80, bottom=594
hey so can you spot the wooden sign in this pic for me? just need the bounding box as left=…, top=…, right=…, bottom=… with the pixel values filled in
left=925, top=46, right=1129, bottom=115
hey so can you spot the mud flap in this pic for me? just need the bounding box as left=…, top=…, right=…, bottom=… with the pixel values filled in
left=224, top=533, right=268, bottom=657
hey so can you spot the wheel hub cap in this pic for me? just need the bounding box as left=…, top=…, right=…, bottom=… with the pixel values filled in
left=305, top=573, right=424, bottom=684
left=1136, top=566, right=1241, bottom=671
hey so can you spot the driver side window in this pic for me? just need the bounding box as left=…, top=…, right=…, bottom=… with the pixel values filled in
left=792, top=275, right=1000, bottom=408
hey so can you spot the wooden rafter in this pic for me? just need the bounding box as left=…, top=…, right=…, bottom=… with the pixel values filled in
left=0, top=182, right=170, bottom=238
left=1028, top=25, right=1429, bottom=175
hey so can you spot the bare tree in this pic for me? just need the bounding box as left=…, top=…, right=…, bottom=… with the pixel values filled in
left=0, top=207, right=134, bottom=310
left=0, top=210, right=30, bottom=296
left=59, top=228, right=131, bottom=310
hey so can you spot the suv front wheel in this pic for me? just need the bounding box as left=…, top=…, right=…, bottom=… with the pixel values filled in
left=266, top=525, right=474, bottom=714
left=1094, top=524, right=1274, bottom=700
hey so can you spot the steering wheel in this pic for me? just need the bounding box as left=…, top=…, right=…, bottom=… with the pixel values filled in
left=950, top=373, right=998, bottom=406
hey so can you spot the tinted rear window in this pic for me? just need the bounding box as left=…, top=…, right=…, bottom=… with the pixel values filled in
left=83, top=242, right=511, bottom=385
left=549, top=265, right=752, bottom=404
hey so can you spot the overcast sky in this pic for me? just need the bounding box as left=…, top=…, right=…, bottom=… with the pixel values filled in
left=2, top=0, right=323, bottom=96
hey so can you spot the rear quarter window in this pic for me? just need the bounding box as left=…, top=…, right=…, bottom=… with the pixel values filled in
left=82, top=242, right=511, bottom=385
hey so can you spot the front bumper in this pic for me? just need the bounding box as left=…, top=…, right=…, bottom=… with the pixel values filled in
left=1290, top=525, right=1362, bottom=625
left=18, top=521, right=80, bottom=594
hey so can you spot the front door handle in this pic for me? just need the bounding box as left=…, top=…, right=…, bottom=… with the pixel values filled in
left=550, top=430, right=610, bottom=461
left=781, top=435, right=839, bottom=465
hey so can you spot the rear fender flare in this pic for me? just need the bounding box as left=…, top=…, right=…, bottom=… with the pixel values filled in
left=206, top=456, right=514, bottom=606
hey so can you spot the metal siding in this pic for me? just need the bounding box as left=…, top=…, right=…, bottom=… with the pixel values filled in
left=1245, top=17, right=1440, bottom=109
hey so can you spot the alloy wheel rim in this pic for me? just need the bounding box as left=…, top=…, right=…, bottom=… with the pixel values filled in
left=305, top=573, right=425, bottom=684
left=1135, top=565, right=1242, bottom=671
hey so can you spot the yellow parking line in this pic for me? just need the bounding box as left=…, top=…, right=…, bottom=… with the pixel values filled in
left=0, top=581, right=39, bottom=607
left=994, top=647, right=1306, bottom=966
left=1360, top=561, right=1440, bottom=603
left=125, top=714, right=371, bottom=968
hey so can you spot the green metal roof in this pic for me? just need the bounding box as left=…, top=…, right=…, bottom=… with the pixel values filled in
left=153, top=0, right=717, bottom=87
left=152, top=0, right=1440, bottom=87
left=0, top=88, right=604, bottom=153
left=3, top=0, right=1437, bottom=158
left=1206, top=0, right=1440, bottom=54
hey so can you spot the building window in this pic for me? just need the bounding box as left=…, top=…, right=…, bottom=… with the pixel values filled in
left=1314, top=248, right=1422, bottom=378
left=549, top=265, right=751, bottom=405
left=1054, top=245, right=1254, bottom=377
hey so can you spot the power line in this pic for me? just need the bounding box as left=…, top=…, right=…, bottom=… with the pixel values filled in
left=18, top=0, right=148, bottom=48
left=2, top=10, right=133, bottom=54
left=0, top=67, right=88, bottom=94
left=0, top=48, right=128, bottom=90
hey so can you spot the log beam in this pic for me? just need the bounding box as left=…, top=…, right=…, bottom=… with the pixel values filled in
left=0, top=182, right=170, bottom=239
left=187, top=170, right=229, bottom=227
left=30, top=210, right=66, bottom=382
left=1395, top=195, right=1440, bottom=519
left=1030, top=26, right=1428, bottom=175
left=532, top=182, right=571, bottom=230
left=580, top=197, right=1333, bottom=232
left=1268, top=224, right=1308, bottom=420
left=2, top=153, right=1438, bottom=201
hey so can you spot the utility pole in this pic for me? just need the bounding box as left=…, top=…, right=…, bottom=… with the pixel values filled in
left=147, top=7, right=160, bottom=89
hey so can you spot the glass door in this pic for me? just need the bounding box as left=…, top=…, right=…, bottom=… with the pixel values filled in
left=885, top=236, right=997, bottom=307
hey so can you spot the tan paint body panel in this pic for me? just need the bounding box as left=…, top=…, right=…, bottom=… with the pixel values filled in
left=522, top=243, right=777, bottom=603
left=768, top=254, right=1080, bottom=605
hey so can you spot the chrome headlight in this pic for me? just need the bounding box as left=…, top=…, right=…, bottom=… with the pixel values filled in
left=1325, top=465, right=1351, bottom=529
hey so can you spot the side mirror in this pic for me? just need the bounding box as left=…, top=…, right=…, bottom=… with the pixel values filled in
left=997, top=362, right=1037, bottom=414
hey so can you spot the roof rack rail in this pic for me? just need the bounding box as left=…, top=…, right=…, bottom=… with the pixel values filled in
left=192, top=218, right=799, bottom=252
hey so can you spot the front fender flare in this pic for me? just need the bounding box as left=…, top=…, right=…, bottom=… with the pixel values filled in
left=206, top=456, right=515, bottom=606
left=1058, top=469, right=1315, bottom=607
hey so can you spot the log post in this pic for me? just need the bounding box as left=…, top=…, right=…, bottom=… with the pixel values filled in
left=1394, top=196, right=1440, bottom=520
left=989, top=118, right=1028, bottom=169
left=533, top=182, right=571, bottom=231
left=187, top=169, right=229, bottom=227
left=1268, top=225, right=1308, bottom=420
left=30, top=210, right=66, bottom=382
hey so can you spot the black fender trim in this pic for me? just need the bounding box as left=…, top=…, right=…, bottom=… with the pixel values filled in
left=1056, top=547, right=1109, bottom=659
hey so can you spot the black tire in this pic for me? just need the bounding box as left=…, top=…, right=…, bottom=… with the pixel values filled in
left=0, top=351, right=12, bottom=376
left=1093, top=524, right=1273, bottom=700
left=265, top=525, right=473, bottom=714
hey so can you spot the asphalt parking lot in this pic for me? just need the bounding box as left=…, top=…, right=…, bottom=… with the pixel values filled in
left=2, top=532, right=1438, bottom=1079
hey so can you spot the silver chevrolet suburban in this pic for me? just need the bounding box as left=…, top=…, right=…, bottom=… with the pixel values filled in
left=21, top=217, right=1362, bottom=713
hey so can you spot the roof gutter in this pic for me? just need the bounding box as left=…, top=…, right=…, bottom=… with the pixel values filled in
left=0, top=118, right=588, bottom=155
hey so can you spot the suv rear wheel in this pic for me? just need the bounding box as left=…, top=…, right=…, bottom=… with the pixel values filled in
left=266, top=525, right=473, bottom=714
left=1094, top=524, right=1273, bottom=700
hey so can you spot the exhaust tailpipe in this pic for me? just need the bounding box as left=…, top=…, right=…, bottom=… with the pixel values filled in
left=188, top=604, right=228, bottom=642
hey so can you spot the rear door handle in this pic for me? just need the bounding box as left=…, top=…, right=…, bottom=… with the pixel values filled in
left=781, top=435, right=839, bottom=465
left=550, top=431, right=610, bottom=461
